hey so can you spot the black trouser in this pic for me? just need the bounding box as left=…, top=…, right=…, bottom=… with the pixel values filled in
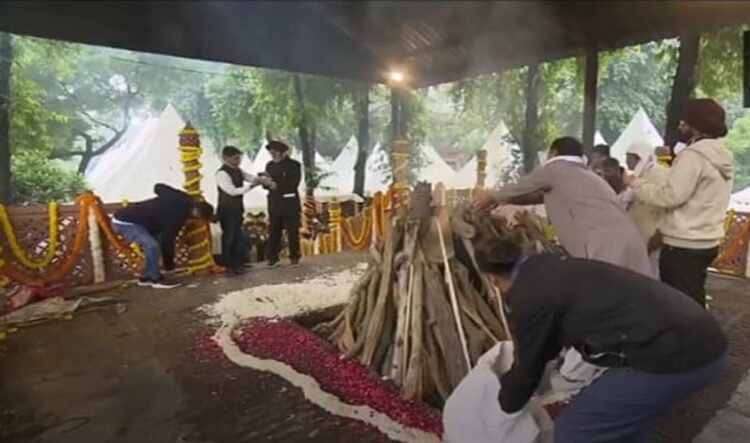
left=219, top=211, right=246, bottom=271
left=267, top=213, right=300, bottom=263
left=660, top=245, right=719, bottom=307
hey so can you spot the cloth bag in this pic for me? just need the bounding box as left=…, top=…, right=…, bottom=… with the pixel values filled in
left=443, top=341, right=553, bottom=443
left=443, top=343, right=604, bottom=443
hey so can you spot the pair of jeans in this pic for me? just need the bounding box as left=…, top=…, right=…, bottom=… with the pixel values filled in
left=112, top=222, right=161, bottom=281
left=267, top=214, right=300, bottom=263
left=218, top=212, right=246, bottom=271
left=555, top=353, right=726, bottom=443
left=660, top=245, right=719, bottom=307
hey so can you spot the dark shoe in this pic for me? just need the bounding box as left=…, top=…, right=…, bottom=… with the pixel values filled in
left=290, top=259, right=301, bottom=268
left=267, top=261, right=280, bottom=269
left=232, top=268, right=246, bottom=276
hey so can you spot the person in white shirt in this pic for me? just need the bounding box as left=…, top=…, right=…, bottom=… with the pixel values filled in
left=215, top=146, right=264, bottom=275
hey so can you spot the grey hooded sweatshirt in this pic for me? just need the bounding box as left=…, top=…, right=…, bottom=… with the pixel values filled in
left=632, top=138, right=734, bottom=249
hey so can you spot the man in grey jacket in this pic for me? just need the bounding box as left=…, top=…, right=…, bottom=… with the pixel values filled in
left=625, top=98, right=734, bottom=306
left=475, top=137, right=652, bottom=277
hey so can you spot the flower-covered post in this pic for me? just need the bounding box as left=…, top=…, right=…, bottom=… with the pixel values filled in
left=328, top=198, right=342, bottom=253
left=178, top=123, right=215, bottom=274
left=391, top=139, right=410, bottom=211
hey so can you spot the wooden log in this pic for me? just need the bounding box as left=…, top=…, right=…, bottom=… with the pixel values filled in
left=361, top=218, right=404, bottom=365
left=403, top=259, right=425, bottom=400
left=390, top=265, right=411, bottom=382
left=345, top=271, right=382, bottom=359
left=372, top=280, right=398, bottom=372
left=435, top=218, right=471, bottom=371
left=423, top=263, right=468, bottom=388
left=423, top=321, right=450, bottom=401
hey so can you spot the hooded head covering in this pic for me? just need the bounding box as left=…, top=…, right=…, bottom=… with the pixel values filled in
left=626, top=140, right=656, bottom=176
left=682, top=98, right=728, bottom=138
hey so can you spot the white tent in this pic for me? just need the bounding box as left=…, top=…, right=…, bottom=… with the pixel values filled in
left=86, top=104, right=228, bottom=205
left=319, top=135, right=357, bottom=196
left=595, top=131, right=607, bottom=146
left=610, top=108, right=664, bottom=164
left=417, top=143, right=456, bottom=184
left=730, top=186, right=750, bottom=211
left=87, top=104, right=188, bottom=202
left=450, top=120, right=517, bottom=189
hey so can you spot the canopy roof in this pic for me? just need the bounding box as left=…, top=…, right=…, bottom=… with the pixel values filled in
left=2, top=1, right=749, bottom=86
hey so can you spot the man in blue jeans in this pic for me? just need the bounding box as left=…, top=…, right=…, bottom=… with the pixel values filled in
left=475, top=237, right=727, bottom=443
left=112, top=184, right=214, bottom=288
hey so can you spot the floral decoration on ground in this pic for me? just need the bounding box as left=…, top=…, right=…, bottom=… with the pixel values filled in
left=230, top=317, right=444, bottom=438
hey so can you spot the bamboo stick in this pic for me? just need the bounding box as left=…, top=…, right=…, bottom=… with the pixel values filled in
left=434, top=218, right=471, bottom=371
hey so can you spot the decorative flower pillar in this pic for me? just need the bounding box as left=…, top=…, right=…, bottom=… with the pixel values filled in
left=475, top=149, right=487, bottom=190
left=301, top=196, right=318, bottom=256
left=328, top=198, right=342, bottom=253
left=178, top=123, right=216, bottom=274
left=391, top=139, right=410, bottom=211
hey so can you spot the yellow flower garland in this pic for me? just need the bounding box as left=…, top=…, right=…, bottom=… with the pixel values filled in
left=0, top=201, right=59, bottom=270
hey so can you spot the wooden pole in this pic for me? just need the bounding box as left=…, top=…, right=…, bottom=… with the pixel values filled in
left=435, top=218, right=472, bottom=371
left=521, top=64, right=540, bottom=173
left=475, top=149, right=487, bottom=189
left=0, top=33, right=11, bottom=204
left=582, top=47, right=599, bottom=154
left=665, top=34, right=700, bottom=148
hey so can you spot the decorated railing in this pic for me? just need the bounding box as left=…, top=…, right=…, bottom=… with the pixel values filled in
left=712, top=209, right=750, bottom=277
left=0, top=194, right=200, bottom=288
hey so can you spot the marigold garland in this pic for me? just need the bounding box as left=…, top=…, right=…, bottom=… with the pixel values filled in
left=713, top=215, right=750, bottom=274
left=341, top=214, right=372, bottom=250
left=0, top=201, right=59, bottom=270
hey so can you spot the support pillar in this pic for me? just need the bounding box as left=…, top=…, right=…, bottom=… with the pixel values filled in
left=582, top=47, right=599, bottom=154
left=475, top=149, right=487, bottom=189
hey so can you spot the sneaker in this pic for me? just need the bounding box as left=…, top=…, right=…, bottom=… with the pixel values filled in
left=137, top=277, right=155, bottom=287
left=232, top=268, right=246, bottom=276
left=290, top=259, right=301, bottom=268
left=267, top=261, right=280, bottom=269
left=151, top=279, right=181, bottom=289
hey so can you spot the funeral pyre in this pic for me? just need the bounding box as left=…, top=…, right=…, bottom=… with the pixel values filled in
left=315, top=183, right=561, bottom=403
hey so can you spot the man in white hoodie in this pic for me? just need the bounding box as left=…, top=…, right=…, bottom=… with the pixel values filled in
left=625, top=98, right=734, bottom=307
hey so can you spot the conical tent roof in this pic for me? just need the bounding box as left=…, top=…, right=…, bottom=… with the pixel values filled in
left=417, top=143, right=456, bottom=184
left=595, top=131, right=607, bottom=146
left=87, top=104, right=187, bottom=202
left=450, top=120, right=516, bottom=189
left=610, top=108, right=664, bottom=163
left=319, top=135, right=357, bottom=196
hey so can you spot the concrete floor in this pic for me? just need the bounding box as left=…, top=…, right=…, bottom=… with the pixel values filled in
left=0, top=254, right=749, bottom=443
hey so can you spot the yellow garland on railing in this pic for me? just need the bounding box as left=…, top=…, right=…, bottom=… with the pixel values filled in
left=341, top=213, right=372, bottom=250
left=0, top=201, right=59, bottom=270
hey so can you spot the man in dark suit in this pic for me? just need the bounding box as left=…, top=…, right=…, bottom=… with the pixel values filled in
left=264, top=140, right=302, bottom=267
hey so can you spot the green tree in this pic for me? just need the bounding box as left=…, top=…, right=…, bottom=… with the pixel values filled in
left=725, top=110, right=750, bottom=191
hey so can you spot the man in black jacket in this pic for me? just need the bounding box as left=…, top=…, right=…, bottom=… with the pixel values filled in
left=216, top=145, right=260, bottom=275
left=112, top=184, right=214, bottom=288
left=475, top=238, right=727, bottom=443
left=264, top=140, right=302, bottom=267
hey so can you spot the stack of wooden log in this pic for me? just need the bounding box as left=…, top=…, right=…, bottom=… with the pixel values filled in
left=316, top=183, right=561, bottom=403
